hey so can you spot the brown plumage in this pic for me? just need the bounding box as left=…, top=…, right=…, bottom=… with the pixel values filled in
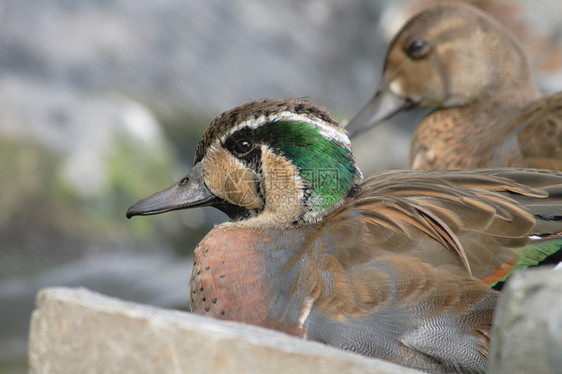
left=346, top=2, right=562, bottom=170
left=127, top=98, right=562, bottom=373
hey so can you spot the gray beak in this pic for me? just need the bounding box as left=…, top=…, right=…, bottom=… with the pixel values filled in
left=345, top=88, right=411, bottom=138
left=126, top=162, right=215, bottom=218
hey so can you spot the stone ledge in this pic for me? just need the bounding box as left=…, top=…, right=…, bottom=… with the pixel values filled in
left=489, top=268, right=562, bottom=374
left=28, top=287, right=422, bottom=374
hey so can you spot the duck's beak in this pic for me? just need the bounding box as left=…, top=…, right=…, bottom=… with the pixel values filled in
left=126, top=162, right=215, bottom=218
left=345, top=87, right=412, bottom=138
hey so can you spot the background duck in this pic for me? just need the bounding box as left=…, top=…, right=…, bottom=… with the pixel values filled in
left=380, top=0, right=562, bottom=83
left=346, top=2, right=562, bottom=171
left=128, top=98, right=562, bottom=373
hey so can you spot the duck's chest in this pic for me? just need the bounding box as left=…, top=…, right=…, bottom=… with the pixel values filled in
left=189, top=224, right=312, bottom=337
left=411, top=108, right=520, bottom=169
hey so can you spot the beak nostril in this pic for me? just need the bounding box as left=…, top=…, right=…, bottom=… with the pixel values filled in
left=179, top=177, right=189, bottom=186
left=404, top=98, right=416, bottom=109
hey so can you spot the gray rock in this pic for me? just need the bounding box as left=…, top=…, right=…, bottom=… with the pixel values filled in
left=0, top=77, right=194, bottom=366
left=0, top=77, right=187, bottom=256
left=0, top=251, right=194, bottom=357
left=0, top=77, right=170, bottom=198
left=489, top=268, right=562, bottom=374
left=0, top=0, right=412, bottom=173
left=0, top=0, right=386, bottom=114
left=29, top=287, right=423, bottom=374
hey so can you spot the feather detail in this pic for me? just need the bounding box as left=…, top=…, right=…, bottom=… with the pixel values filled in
left=491, top=237, right=562, bottom=289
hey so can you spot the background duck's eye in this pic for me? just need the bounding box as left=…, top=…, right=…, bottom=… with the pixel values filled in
left=233, top=140, right=253, bottom=155
left=404, top=39, right=429, bottom=60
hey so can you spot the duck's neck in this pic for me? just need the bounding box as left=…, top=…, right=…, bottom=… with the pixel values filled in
left=479, top=18, right=541, bottom=104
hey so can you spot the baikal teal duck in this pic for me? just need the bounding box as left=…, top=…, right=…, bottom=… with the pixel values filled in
left=128, top=97, right=562, bottom=373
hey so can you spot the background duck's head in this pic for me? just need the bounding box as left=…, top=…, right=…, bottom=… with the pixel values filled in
left=346, top=2, right=539, bottom=137
left=127, top=98, right=362, bottom=227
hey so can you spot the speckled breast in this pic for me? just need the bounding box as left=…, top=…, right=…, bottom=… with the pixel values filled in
left=189, top=224, right=308, bottom=337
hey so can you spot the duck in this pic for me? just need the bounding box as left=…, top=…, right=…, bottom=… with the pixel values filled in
left=127, top=97, right=562, bottom=373
left=345, top=2, right=562, bottom=171
left=379, top=0, right=562, bottom=81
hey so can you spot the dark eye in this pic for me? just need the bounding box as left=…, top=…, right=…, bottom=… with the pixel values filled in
left=404, top=39, right=429, bottom=60
left=233, top=139, right=253, bottom=155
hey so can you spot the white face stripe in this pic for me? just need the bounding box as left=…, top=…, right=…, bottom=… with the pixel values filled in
left=219, top=111, right=351, bottom=149
left=389, top=79, right=404, bottom=97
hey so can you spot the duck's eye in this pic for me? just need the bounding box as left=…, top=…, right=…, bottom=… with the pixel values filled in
left=233, top=139, right=253, bottom=155
left=404, top=39, right=429, bottom=60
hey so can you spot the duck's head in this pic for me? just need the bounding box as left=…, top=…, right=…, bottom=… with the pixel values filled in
left=346, top=2, right=537, bottom=137
left=127, top=98, right=362, bottom=227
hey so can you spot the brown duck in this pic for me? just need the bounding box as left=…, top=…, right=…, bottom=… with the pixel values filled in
left=346, top=2, right=562, bottom=170
left=127, top=98, right=562, bottom=373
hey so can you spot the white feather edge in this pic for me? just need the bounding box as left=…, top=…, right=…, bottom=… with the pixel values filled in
left=219, top=110, right=352, bottom=149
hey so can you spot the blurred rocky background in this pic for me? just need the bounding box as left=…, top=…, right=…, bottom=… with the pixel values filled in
left=1, top=1, right=561, bottom=372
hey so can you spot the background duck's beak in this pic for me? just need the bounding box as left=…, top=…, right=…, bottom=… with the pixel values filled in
left=126, top=162, right=215, bottom=218
left=345, top=87, right=410, bottom=138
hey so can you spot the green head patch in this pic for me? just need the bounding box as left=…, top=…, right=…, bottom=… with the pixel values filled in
left=254, top=120, right=360, bottom=215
